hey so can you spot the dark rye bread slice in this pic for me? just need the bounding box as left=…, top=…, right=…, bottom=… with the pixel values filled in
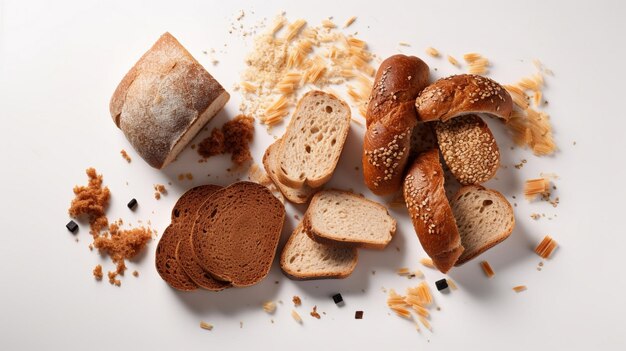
left=176, top=237, right=230, bottom=291
left=191, top=182, right=285, bottom=287
left=155, top=185, right=221, bottom=291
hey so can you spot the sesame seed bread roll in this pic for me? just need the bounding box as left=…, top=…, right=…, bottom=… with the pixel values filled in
left=415, top=74, right=512, bottom=123
left=363, top=55, right=430, bottom=195
left=403, top=149, right=464, bottom=273
left=110, top=32, right=230, bottom=169
left=434, top=114, right=500, bottom=185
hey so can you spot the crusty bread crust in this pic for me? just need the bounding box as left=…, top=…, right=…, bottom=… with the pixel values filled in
left=280, top=222, right=358, bottom=280
left=403, top=149, right=463, bottom=273
left=303, top=190, right=397, bottom=250
left=363, top=55, right=430, bottom=195
left=415, top=74, right=512, bottom=123
left=263, top=139, right=317, bottom=204
left=110, top=32, right=229, bottom=169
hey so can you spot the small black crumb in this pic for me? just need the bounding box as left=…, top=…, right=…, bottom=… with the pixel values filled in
left=435, top=279, right=449, bottom=291
left=275, top=281, right=279, bottom=284
left=355, top=311, right=364, bottom=319
left=66, top=220, right=78, bottom=233
left=127, top=198, right=138, bottom=210
left=332, top=293, right=343, bottom=304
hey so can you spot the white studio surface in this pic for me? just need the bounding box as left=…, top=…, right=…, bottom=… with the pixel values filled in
left=0, top=0, right=624, bottom=350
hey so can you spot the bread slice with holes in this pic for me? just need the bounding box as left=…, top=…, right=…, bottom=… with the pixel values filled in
left=451, top=185, right=515, bottom=265
left=304, top=190, right=396, bottom=249
left=263, top=139, right=317, bottom=204
left=280, top=222, right=358, bottom=280
left=276, top=91, right=351, bottom=189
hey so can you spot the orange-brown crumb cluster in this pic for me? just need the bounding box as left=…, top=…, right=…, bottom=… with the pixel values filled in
left=120, top=149, right=132, bottom=163
left=68, top=168, right=111, bottom=235
left=154, top=184, right=167, bottom=200
left=197, top=115, right=255, bottom=165
left=93, top=265, right=103, bottom=280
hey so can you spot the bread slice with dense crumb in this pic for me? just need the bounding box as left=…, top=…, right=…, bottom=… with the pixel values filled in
left=304, top=190, right=396, bottom=249
left=276, top=91, right=351, bottom=189
left=280, top=222, right=357, bottom=280
left=263, top=139, right=317, bottom=204
left=451, top=185, right=515, bottom=265
left=434, top=114, right=499, bottom=185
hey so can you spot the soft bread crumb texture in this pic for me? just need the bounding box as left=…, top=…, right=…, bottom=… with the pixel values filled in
left=198, top=115, right=255, bottom=165
left=68, top=168, right=111, bottom=235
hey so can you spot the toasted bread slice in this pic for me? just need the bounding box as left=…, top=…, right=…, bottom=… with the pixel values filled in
left=304, top=190, right=396, bottom=249
left=435, top=114, right=499, bottom=185
left=191, top=182, right=285, bottom=287
left=263, top=139, right=317, bottom=204
left=280, top=222, right=358, bottom=280
left=451, top=185, right=515, bottom=265
left=277, top=91, right=351, bottom=189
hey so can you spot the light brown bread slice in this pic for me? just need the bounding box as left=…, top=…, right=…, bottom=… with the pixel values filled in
left=156, top=185, right=221, bottom=291
left=280, top=222, right=358, bottom=280
left=451, top=185, right=515, bottom=265
left=435, top=114, right=500, bottom=185
left=191, top=182, right=285, bottom=287
left=263, top=139, right=317, bottom=204
left=304, top=190, right=396, bottom=249
left=277, top=91, right=351, bottom=189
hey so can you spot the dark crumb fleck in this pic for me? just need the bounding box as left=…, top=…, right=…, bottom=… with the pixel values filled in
left=371, top=270, right=376, bottom=275
left=275, top=280, right=279, bottom=284
left=132, top=270, right=139, bottom=277
left=436, top=307, right=441, bottom=311
left=294, top=214, right=300, bottom=220
left=354, top=166, right=359, bottom=171
left=395, top=246, right=400, bottom=252
left=355, top=311, right=364, bottom=319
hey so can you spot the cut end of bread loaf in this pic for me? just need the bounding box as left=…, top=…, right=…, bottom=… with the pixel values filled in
left=277, top=91, right=351, bottom=189
left=263, top=139, right=317, bottom=204
left=452, top=185, right=515, bottom=265
left=280, top=222, right=357, bottom=280
left=305, top=190, right=396, bottom=249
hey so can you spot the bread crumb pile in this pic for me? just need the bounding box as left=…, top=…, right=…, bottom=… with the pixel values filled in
left=238, top=14, right=376, bottom=126
left=197, top=115, right=255, bottom=165
left=387, top=282, right=435, bottom=332
left=69, top=168, right=154, bottom=286
left=153, top=184, right=167, bottom=200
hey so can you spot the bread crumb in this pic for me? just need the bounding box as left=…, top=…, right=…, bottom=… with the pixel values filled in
left=93, top=265, right=103, bottom=280
left=530, top=213, right=541, bottom=220
left=291, top=310, right=303, bottom=323
left=292, top=295, right=302, bottom=306
left=343, top=16, right=357, bottom=28
left=480, top=261, right=495, bottom=278
left=447, top=279, right=458, bottom=290
left=535, top=235, right=558, bottom=259
left=399, top=41, right=411, bottom=47
left=425, top=47, right=439, bottom=57
left=132, top=270, right=139, bottom=277
left=447, top=55, right=460, bottom=67
left=120, top=149, right=132, bottom=163
left=263, top=301, right=277, bottom=313
left=524, top=178, right=549, bottom=200
left=199, top=321, right=213, bottom=331
left=513, top=285, right=527, bottom=293
left=396, top=267, right=410, bottom=275
left=310, top=306, right=321, bottom=319
left=419, top=258, right=435, bottom=269
left=107, top=271, right=121, bottom=286
left=68, top=168, right=111, bottom=236
left=198, top=115, right=255, bottom=165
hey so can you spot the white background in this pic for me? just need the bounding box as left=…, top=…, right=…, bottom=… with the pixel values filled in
left=1, top=0, right=625, bottom=349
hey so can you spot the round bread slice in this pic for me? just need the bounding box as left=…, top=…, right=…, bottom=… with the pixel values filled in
left=156, top=184, right=221, bottom=291
left=451, top=185, right=515, bottom=265
left=191, top=182, right=285, bottom=287
left=434, top=114, right=500, bottom=185
left=415, top=74, right=512, bottom=123
left=280, top=222, right=358, bottom=280
left=176, top=237, right=230, bottom=291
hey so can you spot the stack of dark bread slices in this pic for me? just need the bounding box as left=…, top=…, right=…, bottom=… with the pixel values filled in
left=363, top=55, right=516, bottom=273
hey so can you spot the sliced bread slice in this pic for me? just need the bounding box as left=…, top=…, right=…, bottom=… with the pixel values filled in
left=451, top=185, right=515, bottom=265
left=263, top=139, right=317, bottom=204
left=280, top=222, right=358, bottom=280
left=304, top=190, right=396, bottom=249
left=191, top=182, right=285, bottom=287
left=434, top=114, right=500, bottom=185
left=277, top=91, right=351, bottom=189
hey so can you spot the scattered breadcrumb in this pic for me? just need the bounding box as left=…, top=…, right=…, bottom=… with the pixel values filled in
left=420, top=258, right=435, bottom=269
left=198, top=115, right=255, bottom=165
left=396, top=267, right=410, bottom=275
left=447, top=55, right=459, bottom=67
left=310, top=306, right=321, bottom=319
left=292, top=295, right=302, bottom=306
left=291, top=310, right=303, bottom=323
left=399, top=41, right=411, bottom=47
left=513, top=285, right=527, bottom=293
left=93, top=265, right=103, bottom=280
left=387, top=282, right=435, bottom=330
left=463, top=52, right=489, bottom=75
left=120, top=149, right=131, bottom=163
left=413, top=269, right=424, bottom=279
left=530, top=213, right=541, bottom=220
left=200, top=321, right=214, bottom=331
left=480, top=261, right=495, bottom=278
left=153, top=184, right=166, bottom=200
left=263, top=301, right=277, bottom=313
left=447, top=279, right=458, bottom=290
left=535, top=235, right=558, bottom=259
left=344, top=16, right=357, bottom=28
left=68, top=168, right=111, bottom=235
left=107, top=271, right=121, bottom=286
left=514, top=159, right=527, bottom=169
left=524, top=178, right=549, bottom=200
left=425, top=47, right=439, bottom=57
left=132, top=270, right=139, bottom=277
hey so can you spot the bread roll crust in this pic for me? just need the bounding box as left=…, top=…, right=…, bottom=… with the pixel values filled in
left=110, top=32, right=229, bottom=169
left=363, top=55, right=430, bottom=195
left=415, top=74, right=512, bottom=123
left=403, top=149, right=463, bottom=273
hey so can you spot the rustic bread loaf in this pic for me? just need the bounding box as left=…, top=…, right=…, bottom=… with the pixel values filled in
left=276, top=91, right=351, bottom=189
left=304, top=190, right=396, bottom=249
left=451, top=185, right=515, bottom=265
left=415, top=74, right=512, bottom=123
left=110, top=32, right=230, bottom=169
left=403, top=149, right=464, bottom=273
left=280, top=222, right=358, bottom=280
left=362, top=55, right=430, bottom=195
left=434, top=114, right=500, bottom=185
left=191, top=182, right=285, bottom=287
left=263, top=139, right=317, bottom=204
